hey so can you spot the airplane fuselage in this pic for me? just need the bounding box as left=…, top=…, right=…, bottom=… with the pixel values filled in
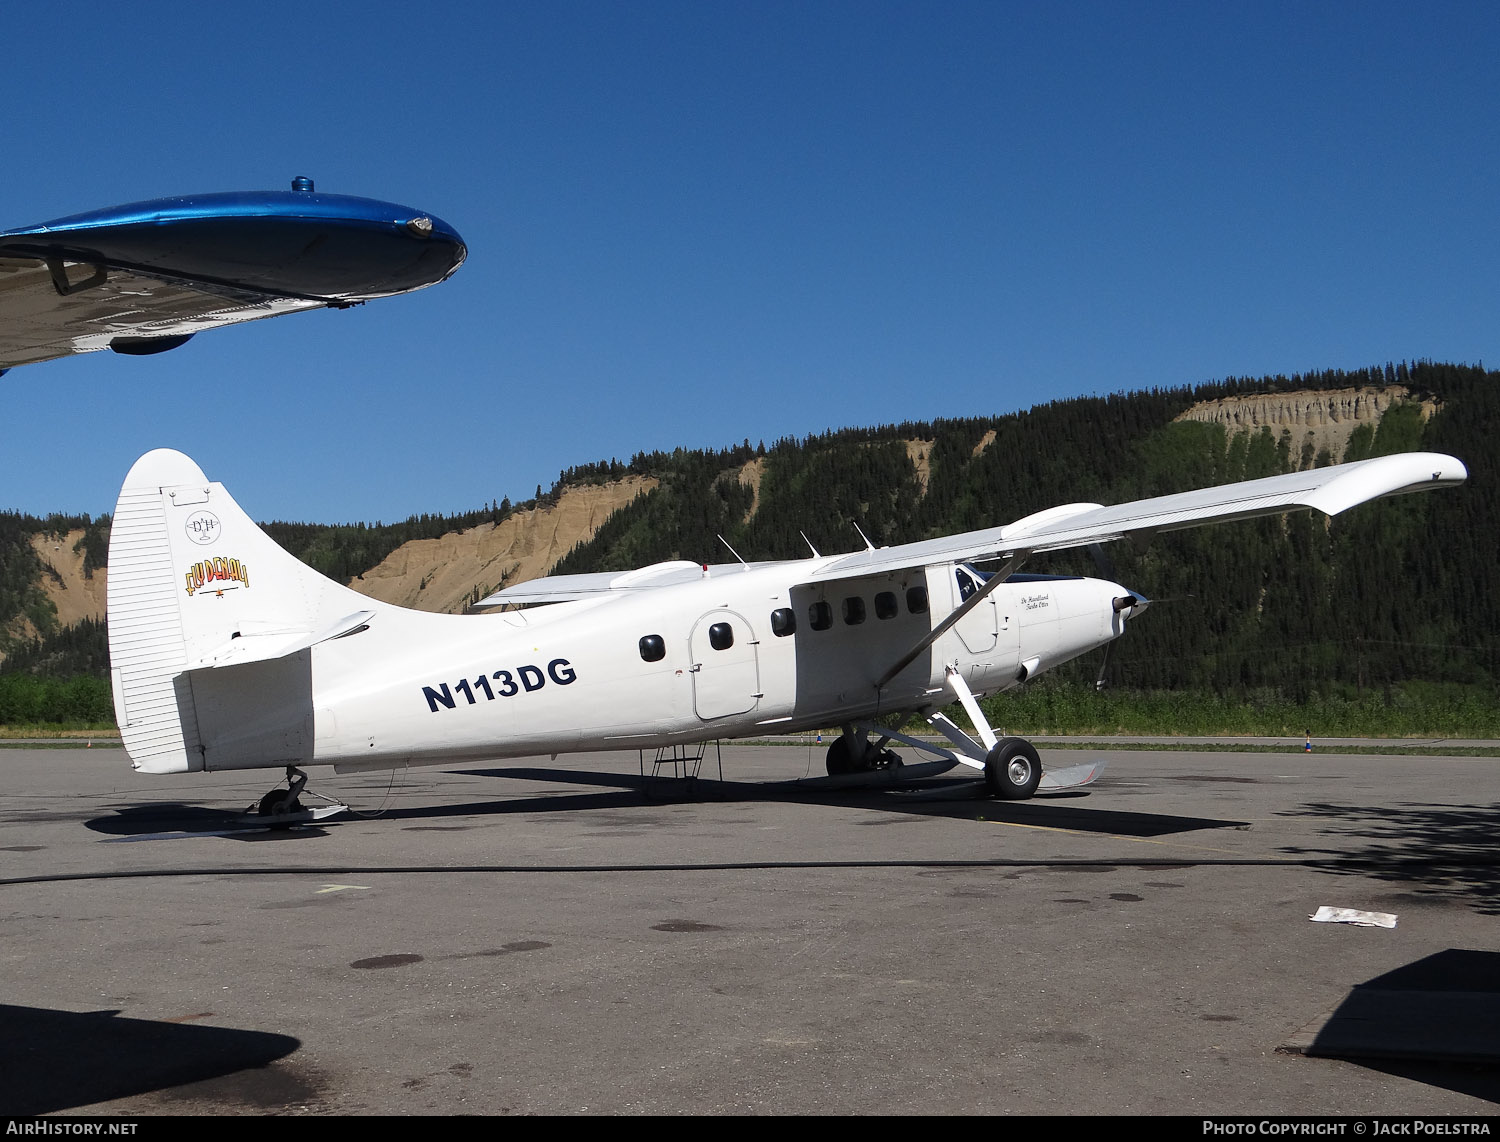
left=183, top=560, right=1128, bottom=774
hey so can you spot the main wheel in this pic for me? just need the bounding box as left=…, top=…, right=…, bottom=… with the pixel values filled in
left=826, top=736, right=855, bottom=775
left=984, top=737, right=1042, bottom=800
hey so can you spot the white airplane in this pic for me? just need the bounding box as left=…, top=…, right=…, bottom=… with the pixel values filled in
left=105, top=446, right=1466, bottom=820
left=0, top=179, right=465, bottom=373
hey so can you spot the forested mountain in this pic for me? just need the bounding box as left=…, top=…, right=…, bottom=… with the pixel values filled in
left=3, top=361, right=1494, bottom=721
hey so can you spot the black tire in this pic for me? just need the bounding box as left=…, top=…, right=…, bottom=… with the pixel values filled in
left=257, top=790, right=302, bottom=816
left=825, top=736, right=855, bottom=776
left=984, top=737, right=1042, bottom=800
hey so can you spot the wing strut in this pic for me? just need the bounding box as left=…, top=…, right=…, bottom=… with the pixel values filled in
left=874, top=553, right=1025, bottom=688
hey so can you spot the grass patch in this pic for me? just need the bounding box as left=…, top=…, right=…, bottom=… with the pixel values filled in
left=0, top=724, right=119, bottom=738
left=0, top=739, right=123, bottom=749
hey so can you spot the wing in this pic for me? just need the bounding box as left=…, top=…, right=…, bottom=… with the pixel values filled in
left=0, top=184, right=466, bottom=370
left=482, top=451, right=1467, bottom=606
left=805, top=450, right=1468, bottom=581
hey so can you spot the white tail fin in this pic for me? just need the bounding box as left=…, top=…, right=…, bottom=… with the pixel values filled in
left=107, top=449, right=384, bottom=773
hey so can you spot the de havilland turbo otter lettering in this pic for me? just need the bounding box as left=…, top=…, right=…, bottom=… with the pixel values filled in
left=104, top=447, right=1467, bottom=821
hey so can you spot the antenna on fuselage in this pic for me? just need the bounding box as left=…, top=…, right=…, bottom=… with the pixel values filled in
left=717, top=534, right=747, bottom=564
left=799, top=531, right=821, bottom=558
left=851, top=521, right=876, bottom=551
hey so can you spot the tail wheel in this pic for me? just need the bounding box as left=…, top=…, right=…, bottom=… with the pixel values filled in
left=984, top=737, right=1042, bottom=800
left=257, top=790, right=302, bottom=816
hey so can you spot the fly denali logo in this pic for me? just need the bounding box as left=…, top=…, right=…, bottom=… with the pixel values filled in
left=423, top=658, right=578, bottom=712
left=184, top=555, right=250, bottom=597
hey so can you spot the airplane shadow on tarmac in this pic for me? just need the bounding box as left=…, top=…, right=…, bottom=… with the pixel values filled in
left=462, top=766, right=1250, bottom=838
left=0, top=1003, right=300, bottom=1115
left=83, top=803, right=335, bottom=842
left=81, top=768, right=1247, bottom=841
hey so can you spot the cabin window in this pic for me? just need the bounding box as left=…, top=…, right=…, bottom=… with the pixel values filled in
left=809, top=601, right=832, bottom=631
left=709, top=622, right=734, bottom=651
left=906, top=585, right=928, bottom=614
left=639, top=634, right=666, bottom=662
left=874, top=591, right=898, bottom=620
left=842, top=596, right=866, bottom=625
left=771, top=608, right=796, bottom=636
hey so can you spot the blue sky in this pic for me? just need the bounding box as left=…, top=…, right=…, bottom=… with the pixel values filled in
left=3, top=2, right=1497, bottom=522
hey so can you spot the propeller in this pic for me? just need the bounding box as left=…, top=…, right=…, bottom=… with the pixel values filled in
left=1088, top=544, right=1152, bottom=691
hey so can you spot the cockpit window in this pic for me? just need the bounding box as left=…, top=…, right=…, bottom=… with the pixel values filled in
left=956, top=565, right=993, bottom=602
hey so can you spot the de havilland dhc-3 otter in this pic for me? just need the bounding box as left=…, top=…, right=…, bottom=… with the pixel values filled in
left=0, top=183, right=1468, bottom=821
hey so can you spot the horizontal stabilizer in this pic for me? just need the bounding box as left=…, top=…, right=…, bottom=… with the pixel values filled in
left=187, top=610, right=376, bottom=670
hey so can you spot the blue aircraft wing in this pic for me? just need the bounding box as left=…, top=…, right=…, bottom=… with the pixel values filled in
left=0, top=180, right=466, bottom=371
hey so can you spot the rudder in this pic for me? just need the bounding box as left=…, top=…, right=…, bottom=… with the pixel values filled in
left=108, top=450, right=207, bottom=772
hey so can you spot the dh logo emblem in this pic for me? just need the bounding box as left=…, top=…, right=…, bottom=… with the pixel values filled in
left=185, top=511, right=222, bottom=546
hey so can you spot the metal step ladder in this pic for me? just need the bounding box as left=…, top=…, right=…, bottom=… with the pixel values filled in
left=638, top=741, right=723, bottom=797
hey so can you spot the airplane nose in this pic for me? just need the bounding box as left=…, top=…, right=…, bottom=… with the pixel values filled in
left=1111, top=590, right=1149, bottom=617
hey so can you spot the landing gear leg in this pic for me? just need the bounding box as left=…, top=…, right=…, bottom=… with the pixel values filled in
left=239, top=767, right=347, bottom=827
left=942, top=665, right=1043, bottom=801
